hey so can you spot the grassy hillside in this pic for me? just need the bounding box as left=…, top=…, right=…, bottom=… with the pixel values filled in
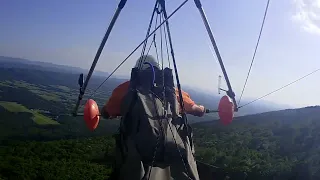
left=0, top=101, right=59, bottom=125
left=0, top=69, right=121, bottom=142
left=0, top=67, right=121, bottom=179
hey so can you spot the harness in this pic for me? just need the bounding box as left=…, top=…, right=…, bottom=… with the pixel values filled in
left=110, top=67, right=199, bottom=180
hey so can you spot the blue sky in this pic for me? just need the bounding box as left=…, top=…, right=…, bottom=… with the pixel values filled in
left=1, top=0, right=320, bottom=108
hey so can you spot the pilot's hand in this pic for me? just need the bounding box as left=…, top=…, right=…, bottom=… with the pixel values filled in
left=191, top=105, right=205, bottom=117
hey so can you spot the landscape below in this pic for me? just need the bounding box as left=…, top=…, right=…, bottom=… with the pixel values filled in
left=0, top=57, right=319, bottom=180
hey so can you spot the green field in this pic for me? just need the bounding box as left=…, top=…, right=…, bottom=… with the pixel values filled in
left=0, top=101, right=59, bottom=125
left=0, top=80, right=72, bottom=102
left=0, top=101, right=30, bottom=113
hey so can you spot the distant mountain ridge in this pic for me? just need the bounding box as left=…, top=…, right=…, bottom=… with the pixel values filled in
left=194, top=105, right=320, bottom=126
left=181, top=86, right=292, bottom=117
left=0, top=55, right=291, bottom=118
left=0, top=56, right=110, bottom=78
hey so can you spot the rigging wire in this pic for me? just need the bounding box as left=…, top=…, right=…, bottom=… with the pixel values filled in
left=145, top=35, right=157, bottom=62
left=154, top=35, right=160, bottom=64
left=159, top=12, right=167, bottom=110
left=139, top=3, right=161, bottom=69
left=159, top=2, right=192, bottom=177
left=238, top=0, right=271, bottom=106
left=140, top=1, right=159, bottom=59
left=162, top=14, right=171, bottom=68
left=87, top=0, right=189, bottom=98
left=135, top=2, right=190, bottom=179
left=143, top=9, right=160, bottom=65
left=160, top=13, right=164, bottom=69
left=238, top=68, right=320, bottom=109
left=153, top=9, right=161, bottom=65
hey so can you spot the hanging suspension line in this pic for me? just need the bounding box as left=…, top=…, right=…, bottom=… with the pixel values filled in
left=138, top=2, right=161, bottom=69
left=159, top=0, right=187, bottom=118
left=148, top=4, right=161, bottom=65
left=153, top=14, right=161, bottom=65
left=140, top=1, right=159, bottom=58
left=158, top=3, right=195, bottom=166
left=76, top=0, right=189, bottom=106
left=141, top=5, right=160, bottom=66
left=238, top=68, right=320, bottom=109
left=157, top=0, right=191, bottom=178
left=162, top=13, right=171, bottom=68
left=238, top=0, right=271, bottom=106
left=159, top=11, right=164, bottom=70
left=132, top=2, right=191, bottom=179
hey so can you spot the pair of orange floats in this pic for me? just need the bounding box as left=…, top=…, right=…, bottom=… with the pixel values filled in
left=83, top=95, right=235, bottom=131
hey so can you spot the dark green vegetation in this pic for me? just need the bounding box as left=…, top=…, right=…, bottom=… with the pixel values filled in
left=0, top=59, right=319, bottom=179
left=193, top=107, right=320, bottom=179
left=0, top=137, right=115, bottom=180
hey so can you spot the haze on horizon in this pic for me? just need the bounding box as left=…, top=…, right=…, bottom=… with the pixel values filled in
left=1, top=0, right=320, bottom=109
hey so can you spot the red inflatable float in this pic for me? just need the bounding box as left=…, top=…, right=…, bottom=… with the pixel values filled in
left=83, top=99, right=100, bottom=131
left=218, top=95, right=234, bottom=125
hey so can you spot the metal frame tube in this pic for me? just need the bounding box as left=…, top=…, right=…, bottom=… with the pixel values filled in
left=193, top=0, right=238, bottom=111
left=73, top=0, right=127, bottom=116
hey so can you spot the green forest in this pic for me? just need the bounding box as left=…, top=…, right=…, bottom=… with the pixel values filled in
left=1, top=66, right=320, bottom=180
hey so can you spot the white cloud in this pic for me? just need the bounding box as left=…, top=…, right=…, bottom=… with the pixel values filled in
left=292, top=0, right=320, bottom=35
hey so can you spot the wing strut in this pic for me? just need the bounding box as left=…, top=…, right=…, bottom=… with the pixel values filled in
left=193, top=0, right=238, bottom=112
left=73, top=0, right=128, bottom=116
